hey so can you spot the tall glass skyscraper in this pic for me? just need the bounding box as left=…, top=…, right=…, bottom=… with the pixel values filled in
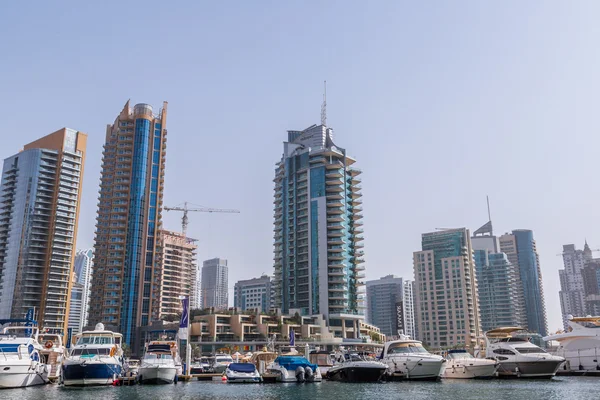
left=89, top=101, right=167, bottom=348
left=366, top=275, right=415, bottom=338
left=68, top=248, right=94, bottom=333
left=201, top=258, right=229, bottom=311
left=499, top=229, right=548, bottom=336
left=0, top=128, right=87, bottom=334
left=272, top=124, right=365, bottom=330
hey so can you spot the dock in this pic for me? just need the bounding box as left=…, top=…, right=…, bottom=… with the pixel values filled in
left=556, top=370, right=600, bottom=377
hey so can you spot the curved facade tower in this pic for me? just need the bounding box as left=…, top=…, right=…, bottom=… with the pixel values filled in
left=89, top=101, right=167, bottom=348
left=273, top=124, right=365, bottom=330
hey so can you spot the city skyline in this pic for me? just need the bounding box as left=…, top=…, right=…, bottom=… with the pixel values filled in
left=4, top=2, right=600, bottom=332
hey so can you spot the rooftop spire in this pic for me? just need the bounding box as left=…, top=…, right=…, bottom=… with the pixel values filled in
left=321, top=80, right=327, bottom=126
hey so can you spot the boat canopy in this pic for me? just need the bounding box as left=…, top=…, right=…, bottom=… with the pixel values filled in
left=274, top=356, right=317, bottom=371
left=570, top=317, right=600, bottom=325
left=485, top=327, right=525, bottom=338
left=228, top=363, right=257, bottom=373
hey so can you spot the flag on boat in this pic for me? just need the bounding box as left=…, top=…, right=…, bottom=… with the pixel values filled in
left=289, top=327, right=295, bottom=346
left=25, top=308, right=34, bottom=337
left=178, top=297, right=189, bottom=339
left=66, top=327, right=73, bottom=349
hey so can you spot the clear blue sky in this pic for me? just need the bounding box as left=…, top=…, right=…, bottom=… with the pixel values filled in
left=2, top=1, right=599, bottom=331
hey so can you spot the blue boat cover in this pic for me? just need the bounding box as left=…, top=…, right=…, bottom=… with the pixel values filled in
left=228, top=363, right=257, bottom=373
left=0, top=344, right=20, bottom=353
left=275, top=356, right=317, bottom=371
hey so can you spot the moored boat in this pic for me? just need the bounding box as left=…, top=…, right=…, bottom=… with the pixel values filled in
left=225, top=362, right=262, bottom=383
left=326, top=352, right=388, bottom=382
left=442, top=349, right=498, bottom=379
left=138, top=341, right=179, bottom=384
left=543, top=316, right=600, bottom=373
left=38, top=332, right=66, bottom=381
left=0, top=320, right=49, bottom=388
left=266, top=355, right=322, bottom=383
left=485, top=327, right=564, bottom=378
left=212, top=353, right=234, bottom=374
left=381, top=336, right=445, bottom=380
left=61, top=323, right=124, bottom=386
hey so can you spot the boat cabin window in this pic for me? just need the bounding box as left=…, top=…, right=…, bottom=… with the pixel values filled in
left=447, top=351, right=473, bottom=359
left=145, top=353, right=173, bottom=360
left=71, top=348, right=111, bottom=356
left=3, top=328, right=32, bottom=338
left=76, top=335, right=114, bottom=345
left=492, top=349, right=515, bottom=355
left=387, top=343, right=428, bottom=354
left=216, top=356, right=233, bottom=363
left=515, top=347, right=546, bottom=354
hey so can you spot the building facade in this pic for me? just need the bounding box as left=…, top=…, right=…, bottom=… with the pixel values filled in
left=234, top=275, right=272, bottom=312
left=272, top=123, right=365, bottom=329
left=89, top=101, right=168, bottom=347
left=499, top=230, right=548, bottom=336
left=365, top=275, right=415, bottom=338
left=582, top=260, right=600, bottom=316
left=154, top=230, right=197, bottom=319
left=201, top=258, right=228, bottom=310
left=191, top=263, right=201, bottom=309
left=0, top=128, right=87, bottom=334
left=413, top=228, right=481, bottom=348
left=559, top=243, right=593, bottom=329
left=68, top=249, right=94, bottom=333
left=471, top=221, right=523, bottom=332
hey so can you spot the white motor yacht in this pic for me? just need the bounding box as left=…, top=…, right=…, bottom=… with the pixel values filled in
left=138, top=341, right=179, bottom=384
left=0, top=320, right=49, bottom=388
left=61, top=323, right=124, bottom=386
left=442, top=349, right=498, bottom=379
left=225, top=362, right=262, bottom=383
left=543, top=316, right=600, bottom=372
left=212, top=353, right=234, bottom=374
left=485, top=327, right=564, bottom=378
left=38, top=332, right=66, bottom=380
left=381, top=336, right=446, bottom=380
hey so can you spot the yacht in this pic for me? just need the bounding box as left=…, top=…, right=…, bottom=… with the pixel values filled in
left=225, top=362, right=262, bottom=383
left=0, top=320, right=49, bottom=388
left=61, top=323, right=124, bottom=386
left=38, top=332, right=66, bottom=380
left=266, top=355, right=322, bottom=382
left=380, top=336, right=446, bottom=380
left=485, top=327, right=564, bottom=378
left=326, top=352, right=388, bottom=382
left=250, top=349, right=278, bottom=376
left=543, top=316, right=600, bottom=372
left=212, top=353, right=234, bottom=374
left=442, top=349, right=498, bottom=379
left=124, top=358, right=140, bottom=377
left=309, top=350, right=335, bottom=376
left=138, top=341, right=179, bottom=384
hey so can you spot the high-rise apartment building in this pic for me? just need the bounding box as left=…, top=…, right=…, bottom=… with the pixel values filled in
left=191, top=264, right=201, bottom=309
left=365, top=275, right=415, bottom=338
left=234, top=275, right=272, bottom=313
left=413, top=228, right=481, bottom=348
left=154, top=230, right=197, bottom=319
left=68, top=249, right=93, bottom=333
left=558, top=243, right=592, bottom=328
left=582, top=260, right=600, bottom=316
left=0, top=128, right=87, bottom=334
left=89, top=101, right=168, bottom=347
left=272, top=124, right=365, bottom=329
left=471, top=221, right=523, bottom=332
left=201, top=258, right=228, bottom=310
left=499, top=230, right=548, bottom=336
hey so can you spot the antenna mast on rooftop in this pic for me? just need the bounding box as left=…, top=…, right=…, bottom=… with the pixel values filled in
left=321, top=80, right=327, bottom=126
left=487, top=195, right=492, bottom=223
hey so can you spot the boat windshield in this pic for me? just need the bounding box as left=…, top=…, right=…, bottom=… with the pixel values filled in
left=76, top=335, right=114, bottom=345
left=3, top=328, right=32, bottom=338
left=447, top=351, right=473, bottom=360
left=216, top=356, right=233, bottom=363
left=144, top=354, right=173, bottom=360
left=515, top=347, right=546, bottom=354
left=387, top=343, right=429, bottom=354
left=71, top=348, right=111, bottom=356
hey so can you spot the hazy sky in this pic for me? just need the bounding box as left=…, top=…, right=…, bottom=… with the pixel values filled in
left=1, top=1, right=599, bottom=331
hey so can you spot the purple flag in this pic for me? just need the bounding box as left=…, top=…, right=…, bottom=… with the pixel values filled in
left=289, top=328, right=295, bottom=346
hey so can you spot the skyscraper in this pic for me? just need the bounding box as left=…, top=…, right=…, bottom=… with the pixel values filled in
left=272, top=123, right=365, bottom=328
left=558, top=243, right=592, bottom=328
left=89, top=101, right=168, bottom=347
left=471, top=221, right=523, bottom=332
left=366, top=275, right=415, bottom=338
left=582, top=260, right=600, bottom=316
left=0, top=128, right=87, bottom=334
left=499, top=230, right=548, bottom=336
left=154, top=230, right=197, bottom=319
left=413, top=228, right=481, bottom=348
left=191, top=263, right=201, bottom=309
left=68, top=249, right=93, bottom=333
left=201, top=258, right=228, bottom=310
left=234, top=275, right=272, bottom=313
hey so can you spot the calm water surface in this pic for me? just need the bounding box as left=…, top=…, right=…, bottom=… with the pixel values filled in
left=2, top=377, right=599, bottom=400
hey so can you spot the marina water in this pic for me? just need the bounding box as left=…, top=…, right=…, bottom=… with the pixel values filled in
left=1, top=377, right=596, bottom=400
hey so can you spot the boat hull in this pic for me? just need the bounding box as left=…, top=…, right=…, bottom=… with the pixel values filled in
left=138, top=366, right=177, bottom=384
left=226, top=372, right=262, bottom=383
left=384, top=358, right=445, bottom=381
left=442, top=362, right=498, bottom=379
left=496, top=360, right=563, bottom=378
left=0, top=363, right=49, bottom=388
left=327, top=365, right=387, bottom=382
left=62, top=362, right=122, bottom=386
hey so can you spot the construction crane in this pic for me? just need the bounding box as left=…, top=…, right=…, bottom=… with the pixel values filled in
left=164, top=202, right=240, bottom=237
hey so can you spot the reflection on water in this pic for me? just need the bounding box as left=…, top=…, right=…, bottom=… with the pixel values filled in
left=1, top=377, right=597, bottom=400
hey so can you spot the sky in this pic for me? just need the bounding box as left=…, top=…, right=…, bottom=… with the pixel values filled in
left=1, top=1, right=599, bottom=332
